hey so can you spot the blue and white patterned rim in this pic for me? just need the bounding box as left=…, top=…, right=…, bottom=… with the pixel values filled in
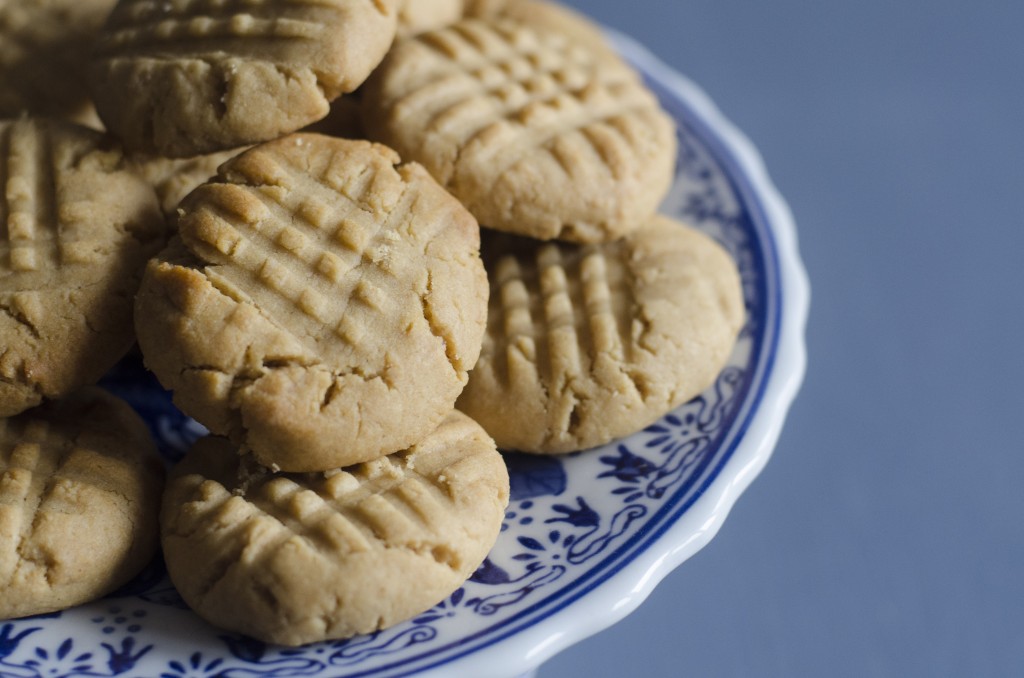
left=0, top=29, right=808, bottom=678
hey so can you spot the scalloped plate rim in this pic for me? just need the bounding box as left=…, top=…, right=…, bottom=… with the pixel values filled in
left=412, top=28, right=810, bottom=678
left=0, top=27, right=808, bottom=678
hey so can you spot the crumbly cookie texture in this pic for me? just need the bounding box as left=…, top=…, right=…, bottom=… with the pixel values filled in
left=362, top=18, right=676, bottom=243
left=0, top=118, right=165, bottom=417
left=397, top=0, right=464, bottom=37
left=135, top=135, right=488, bottom=472
left=457, top=216, right=745, bottom=453
left=0, top=388, right=165, bottom=620
left=89, top=0, right=400, bottom=157
left=0, top=0, right=116, bottom=124
left=161, top=411, right=509, bottom=645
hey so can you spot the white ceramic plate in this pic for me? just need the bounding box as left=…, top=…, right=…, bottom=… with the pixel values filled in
left=0, top=30, right=808, bottom=678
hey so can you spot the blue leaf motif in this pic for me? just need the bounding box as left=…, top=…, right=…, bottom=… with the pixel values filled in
left=413, top=615, right=442, bottom=625
left=517, top=536, right=545, bottom=551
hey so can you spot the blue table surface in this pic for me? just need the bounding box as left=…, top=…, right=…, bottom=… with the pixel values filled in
left=540, top=1, right=1024, bottom=677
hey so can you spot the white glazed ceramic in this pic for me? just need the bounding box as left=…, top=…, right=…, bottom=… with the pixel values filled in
left=0, top=30, right=808, bottom=678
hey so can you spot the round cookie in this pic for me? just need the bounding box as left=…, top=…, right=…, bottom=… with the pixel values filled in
left=89, top=0, right=400, bottom=157
left=0, top=0, right=116, bottom=124
left=397, top=0, right=464, bottom=37
left=135, top=135, right=488, bottom=472
left=0, top=118, right=165, bottom=417
left=161, top=411, right=509, bottom=646
left=0, top=388, right=165, bottom=620
left=361, top=18, right=676, bottom=243
left=457, top=216, right=745, bottom=453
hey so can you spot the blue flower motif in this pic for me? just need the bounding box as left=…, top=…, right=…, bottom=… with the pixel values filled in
left=161, top=652, right=223, bottom=678
left=19, top=638, right=95, bottom=676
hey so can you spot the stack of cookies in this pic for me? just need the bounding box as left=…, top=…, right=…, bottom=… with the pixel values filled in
left=0, top=0, right=744, bottom=647
left=0, top=116, right=167, bottom=620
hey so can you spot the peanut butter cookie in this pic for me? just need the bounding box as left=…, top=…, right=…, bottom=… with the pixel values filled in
left=0, top=388, right=164, bottom=619
left=90, top=0, right=400, bottom=157
left=161, top=411, right=508, bottom=645
left=135, top=135, right=488, bottom=471
left=0, top=118, right=165, bottom=417
left=362, top=18, right=675, bottom=242
left=457, top=216, right=744, bottom=453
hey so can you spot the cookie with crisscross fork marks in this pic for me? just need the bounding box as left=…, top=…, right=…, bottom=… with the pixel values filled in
left=457, top=216, right=745, bottom=453
left=161, top=411, right=508, bottom=645
left=89, top=0, right=399, bottom=157
left=0, top=118, right=165, bottom=417
left=0, top=388, right=164, bottom=619
left=135, top=135, right=488, bottom=472
left=362, top=18, right=676, bottom=243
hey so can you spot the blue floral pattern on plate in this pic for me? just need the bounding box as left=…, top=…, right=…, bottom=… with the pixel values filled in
left=0, top=31, right=802, bottom=678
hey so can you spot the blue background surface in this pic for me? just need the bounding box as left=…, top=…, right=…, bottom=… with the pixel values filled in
left=541, top=1, right=1024, bottom=676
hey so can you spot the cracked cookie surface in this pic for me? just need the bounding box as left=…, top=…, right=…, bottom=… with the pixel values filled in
left=89, top=0, right=399, bottom=157
left=361, top=18, right=676, bottom=243
left=135, top=135, right=488, bottom=472
left=161, top=411, right=509, bottom=645
left=457, top=216, right=745, bottom=453
left=0, top=388, right=164, bottom=620
left=0, top=117, right=165, bottom=417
